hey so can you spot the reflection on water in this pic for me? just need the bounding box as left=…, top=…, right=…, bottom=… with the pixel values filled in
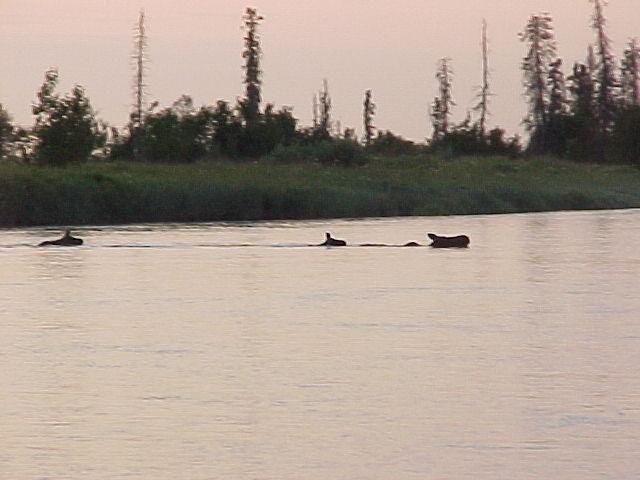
left=1, top=210, right=640, bottom=480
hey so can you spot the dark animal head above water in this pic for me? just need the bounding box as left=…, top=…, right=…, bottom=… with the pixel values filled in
left=427, top=233, right=470, bottom=248
left=38, top=230, right=84, bottom=247
left=320, top=232, right=347, bottom=247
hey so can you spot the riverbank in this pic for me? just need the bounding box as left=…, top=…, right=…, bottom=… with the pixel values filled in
left=1, top=155, right=639, bottom=227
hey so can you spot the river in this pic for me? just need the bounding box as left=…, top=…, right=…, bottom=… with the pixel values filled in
left=1, top=209, right=639, bottom=479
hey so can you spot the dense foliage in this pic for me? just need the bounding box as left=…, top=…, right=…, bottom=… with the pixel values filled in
left=31, top=69, right=105, bottom=166
left=0, top=104, right=13, bottom=159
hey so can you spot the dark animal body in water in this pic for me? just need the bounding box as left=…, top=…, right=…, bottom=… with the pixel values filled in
left=320, top=232, right=346, bottom=246
left=427, top=233, right=470, bottom=248
left=38, top=230, right=83, bottom=247
left=358, top=241, right=423, bottom=247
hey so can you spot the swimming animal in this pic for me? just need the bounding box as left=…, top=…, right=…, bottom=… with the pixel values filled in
left=427, top=233, right=470, bottom=248
left=38, top=230, right=84, bottom=247
left=358, top=241, right=422, bottom=247
left=320, top=232, right=346, bottom=247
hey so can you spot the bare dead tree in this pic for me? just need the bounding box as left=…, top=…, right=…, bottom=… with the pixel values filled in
left=130, top=9, right=148, bottom=159
left=131, top=9, right=148, bottom=129
left=474, top=19, right=491, bottom=136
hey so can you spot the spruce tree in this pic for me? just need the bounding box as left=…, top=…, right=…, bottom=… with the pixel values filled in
left=587, top=44, right=597, bottom=77
left=317, top=79, right=332, bottom=138
left=0, top=104, right=13, bottom=160
left=431, top=57, right=454, bottom=141
left=620, top=38, right=640, bottom=107
left=312, top=94, right=319, bottom=129
left=241, top=7, right=264, bottom=128
left=569, top=53, right=596, bottom=121
left=591, top=0, right=617, bottom=136
left=568, top=49, right=598, bottom=159
left=614, top=38, right=640, bottom=164
left=363, top=89, right=376, bottom=146
left=519, top=13, right=557, bottom=152
left=548, top=59, right=568, bottom=116
left=430, top=97, right=444, bottom=142
left=544, top=58, right=570, bottom=156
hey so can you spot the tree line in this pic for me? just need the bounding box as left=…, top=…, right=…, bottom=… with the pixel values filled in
left=429, top=1, right=639, bottom=162
left=0, top=2, right=638, bottom=166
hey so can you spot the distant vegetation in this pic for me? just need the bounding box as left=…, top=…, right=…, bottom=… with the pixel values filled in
left=0, top=2, right=638, bottom=227
left=1, top=156, right=640, bottom=227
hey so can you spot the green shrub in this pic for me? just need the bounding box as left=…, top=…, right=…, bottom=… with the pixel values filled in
left=369, top=131, right=420, bottom=156
left=267, top=139, right=368, bottom=166
left=32, top=69, right=105, bottom=166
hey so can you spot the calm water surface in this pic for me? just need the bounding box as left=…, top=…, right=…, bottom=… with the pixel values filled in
left=1, top=210, right=640, bottom=480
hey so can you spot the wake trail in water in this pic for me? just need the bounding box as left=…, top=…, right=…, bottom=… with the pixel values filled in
left=0, top=242, right=430, bottom=249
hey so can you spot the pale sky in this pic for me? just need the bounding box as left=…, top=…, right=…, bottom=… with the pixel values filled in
left=0, top=1, right=637, bottom=141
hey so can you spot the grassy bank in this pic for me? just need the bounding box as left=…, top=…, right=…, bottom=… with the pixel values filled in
left=1, top=155, right=640, bottom=227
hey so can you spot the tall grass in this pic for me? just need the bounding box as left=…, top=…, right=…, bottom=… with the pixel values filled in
left=1, top=155, right=640, bottom=227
